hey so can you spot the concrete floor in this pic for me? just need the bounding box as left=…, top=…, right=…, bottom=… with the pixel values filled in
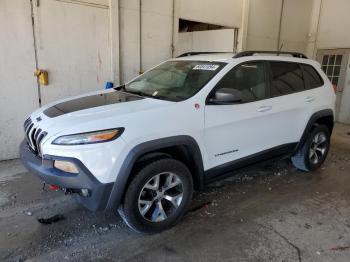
left=1, top=124, right=350, bottom=262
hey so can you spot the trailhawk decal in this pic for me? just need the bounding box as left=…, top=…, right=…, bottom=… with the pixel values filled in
left=193, top=64, right=220, bottom=71
left=215, top=149, right=239, bottom=157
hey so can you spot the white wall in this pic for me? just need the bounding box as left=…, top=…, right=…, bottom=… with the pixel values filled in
left=141, top=0, right=173, bottom=70
left=0, top=0, right=39, bottom=160
left=246, top=0, right=282, bottom=51
left=32, top=0, right=111, bottom=105
left=245, top=0, right=313, bottom=53
left=119, top=0, right=173, bottom=83
left=119, top=0, right=141, bottom=83
left=317, top=0, right=350, bottom=49
left=279, top=0, right=314, bottom=53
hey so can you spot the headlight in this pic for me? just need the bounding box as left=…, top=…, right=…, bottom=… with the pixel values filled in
left=52, top=128, right=124, bottom=145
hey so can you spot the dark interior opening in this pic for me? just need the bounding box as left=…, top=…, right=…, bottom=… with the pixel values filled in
left=178, top=19, right=228, bottom=32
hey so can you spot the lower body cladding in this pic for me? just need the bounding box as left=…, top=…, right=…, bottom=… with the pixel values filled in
left=19, top=140, right=113, bottom=211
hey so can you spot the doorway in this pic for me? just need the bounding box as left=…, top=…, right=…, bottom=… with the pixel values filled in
left=32, top=0, right=111, bottom=105
left=316, top=49, right=350, bottom=123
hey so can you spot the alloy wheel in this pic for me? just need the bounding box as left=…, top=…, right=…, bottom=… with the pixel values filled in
left=138, top=172, right=184, bottom=222
left=309, top=131, right=328, bottom=165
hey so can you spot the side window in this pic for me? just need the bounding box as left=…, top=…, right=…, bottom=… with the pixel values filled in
left=301, top=64, right=324, bottom=89
left=270, top=62, right=305, bottom=97
left=214, top=62, right=267, bottom=103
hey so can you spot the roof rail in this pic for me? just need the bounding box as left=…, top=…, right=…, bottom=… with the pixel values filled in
left=176, top=52, right=230, bottom=58
left=233, top=50, right=308, bottom=59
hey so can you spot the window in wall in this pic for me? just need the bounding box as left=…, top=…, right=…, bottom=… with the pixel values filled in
left=214, top=62, right=267, bottom=103
left=270, top=62, right=304, bottom=97
left=321, top=54, right=343, bottom=86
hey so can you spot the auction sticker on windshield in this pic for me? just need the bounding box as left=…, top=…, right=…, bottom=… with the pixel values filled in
left=193, top=64, right=220, bottom=71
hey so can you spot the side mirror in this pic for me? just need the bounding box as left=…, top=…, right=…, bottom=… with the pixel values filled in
left=209, top=88, right=242, bottom=104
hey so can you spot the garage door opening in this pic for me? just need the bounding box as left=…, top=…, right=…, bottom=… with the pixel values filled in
left=179, top=18, right=229, bottom=32
left=175, top=19, right=237, bottom=57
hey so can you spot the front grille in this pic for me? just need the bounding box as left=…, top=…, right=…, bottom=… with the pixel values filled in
left=24, top=117, right=48, bottom=156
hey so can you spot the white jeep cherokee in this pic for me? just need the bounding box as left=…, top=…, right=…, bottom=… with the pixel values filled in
left=20, top=51, right=335, bottom=233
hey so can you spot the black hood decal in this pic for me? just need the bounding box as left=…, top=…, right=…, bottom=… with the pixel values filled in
left=43, top=91, right=143, bottom=118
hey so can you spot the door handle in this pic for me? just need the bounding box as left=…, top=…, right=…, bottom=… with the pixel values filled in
left=257, top=106, right=272, bottom=112
left=305, top=96, right=314, bottom=102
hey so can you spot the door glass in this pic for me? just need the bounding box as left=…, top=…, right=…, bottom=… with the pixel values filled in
left=270, top=62, right=304, bottom=97
left=214, top=62, right=267, bottom=103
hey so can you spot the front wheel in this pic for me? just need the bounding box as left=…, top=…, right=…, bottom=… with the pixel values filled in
left=118, top=158, right=193, bottom=234
left=292, top=125, right=330, bottom=172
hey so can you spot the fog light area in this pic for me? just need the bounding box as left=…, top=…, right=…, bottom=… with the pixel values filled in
left=54, top=160, right=79, bottom=174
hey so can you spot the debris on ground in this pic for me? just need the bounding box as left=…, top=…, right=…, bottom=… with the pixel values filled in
left=37, top=214, right=65, bottom=225
left=25, top=211, right=32, bottom=216
left=304, top=223, right=312, bottom=229
left=241, top=174, right=254, bottom=182
left=330, top=246, right=350, bottom=251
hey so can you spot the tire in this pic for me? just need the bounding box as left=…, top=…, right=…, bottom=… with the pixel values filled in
left=292, top=124, right=330, bottom=172
left=118, top=158, right=193, bottom=234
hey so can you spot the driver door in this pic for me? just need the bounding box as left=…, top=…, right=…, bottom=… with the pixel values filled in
left=204, top=61, right=278, bottom=172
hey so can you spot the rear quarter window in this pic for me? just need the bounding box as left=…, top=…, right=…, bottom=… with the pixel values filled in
left=269, top=62, right=304, bottom=97
left=301, top=64, right=324, bottom=89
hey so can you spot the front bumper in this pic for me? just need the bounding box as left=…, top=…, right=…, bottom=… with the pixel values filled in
left=19, top=140, right=113, bottom=211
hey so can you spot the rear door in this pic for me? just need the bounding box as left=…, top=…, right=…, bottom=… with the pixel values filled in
left=265, top=61, right=322, bottom=147
left=204, top=61, right=278, bottom=170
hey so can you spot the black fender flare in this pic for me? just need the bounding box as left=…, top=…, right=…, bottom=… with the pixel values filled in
left=295, top=109, right=334, bottom=152
left=105, top=135, right=204, bottom=210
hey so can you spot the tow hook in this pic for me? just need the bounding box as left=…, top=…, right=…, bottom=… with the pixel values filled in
left=65, top=188, right=90, bottom=197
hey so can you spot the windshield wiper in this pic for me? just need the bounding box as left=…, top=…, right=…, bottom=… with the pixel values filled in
left=127, top=90, right=148, bottom=97
left=116, top=86, right=177, bottom=101
left=115, top=85, right=146, bottom=97
left=113, top=84, right=125, bottom=91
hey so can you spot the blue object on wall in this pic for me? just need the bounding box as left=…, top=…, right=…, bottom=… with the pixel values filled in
left=105, top=82, right=114, bottom=89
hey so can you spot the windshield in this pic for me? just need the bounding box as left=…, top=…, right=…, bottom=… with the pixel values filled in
left=122, top=60, right=226, bottom=101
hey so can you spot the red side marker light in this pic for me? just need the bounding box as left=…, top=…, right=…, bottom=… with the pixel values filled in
left=194, top=103, right=200, bottom=110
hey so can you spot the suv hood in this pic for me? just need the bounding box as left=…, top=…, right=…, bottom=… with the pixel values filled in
left=38, top=89, right=174, bottom=120
left=29, top=89, right=173, bottom=139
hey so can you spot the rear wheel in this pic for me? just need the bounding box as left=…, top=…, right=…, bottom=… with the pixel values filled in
left=292, top=125, right=330, bottom=171
left=118, top=158, right=193, bottom=233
